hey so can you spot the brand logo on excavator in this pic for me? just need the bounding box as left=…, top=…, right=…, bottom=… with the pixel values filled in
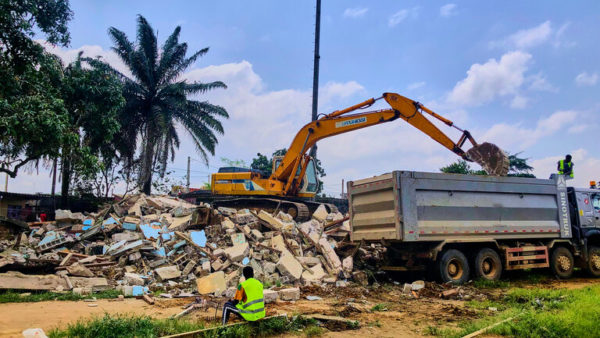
left=336, top=117, right=367, bottom=128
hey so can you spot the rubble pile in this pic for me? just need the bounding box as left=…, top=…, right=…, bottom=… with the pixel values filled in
left=0, top=194, right=377, bottom=301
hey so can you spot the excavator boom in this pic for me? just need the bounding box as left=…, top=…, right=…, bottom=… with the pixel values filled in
left=272, top=92, right=509, bottom=195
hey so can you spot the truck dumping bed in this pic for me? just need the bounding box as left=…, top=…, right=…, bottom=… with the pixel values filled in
left=348, top=171, right=570, bottom=242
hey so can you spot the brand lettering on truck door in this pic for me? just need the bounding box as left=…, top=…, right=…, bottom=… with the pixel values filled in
left=560, top=191, right=570, bottom=237
left=335, top=117, right=366, bottom=128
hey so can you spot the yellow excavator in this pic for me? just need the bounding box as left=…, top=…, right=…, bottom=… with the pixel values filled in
left=193, top=93, right=508, bottom=220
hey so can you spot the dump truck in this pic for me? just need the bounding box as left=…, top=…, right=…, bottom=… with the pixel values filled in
left=347, top=171, right=600, bottom=283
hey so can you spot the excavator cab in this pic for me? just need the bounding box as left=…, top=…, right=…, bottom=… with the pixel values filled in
left=272, top=156, right=319, bottom=194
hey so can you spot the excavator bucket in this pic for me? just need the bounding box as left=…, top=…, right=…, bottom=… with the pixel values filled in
left=466, top=142, right=510, bottom=176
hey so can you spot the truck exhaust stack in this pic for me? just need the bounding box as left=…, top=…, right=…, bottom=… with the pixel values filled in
left=466, top=142, right=510, bottom=176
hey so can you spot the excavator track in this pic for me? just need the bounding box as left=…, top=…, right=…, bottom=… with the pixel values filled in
left=210, top=198, right=310, bottom=221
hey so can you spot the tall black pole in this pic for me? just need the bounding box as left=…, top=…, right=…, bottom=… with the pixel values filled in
left=309, top=0, right=321, bottom=158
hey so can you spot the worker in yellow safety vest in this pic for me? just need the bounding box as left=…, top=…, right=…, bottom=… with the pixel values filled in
left=557, top=154, right=574, bottom=179
left=222, top=266, right=265, bottom=325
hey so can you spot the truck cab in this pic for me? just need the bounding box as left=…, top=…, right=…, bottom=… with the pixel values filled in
left=569, top=187, right=600, bottom=241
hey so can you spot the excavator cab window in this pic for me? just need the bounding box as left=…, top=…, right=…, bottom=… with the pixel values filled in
left=305, top=159, right=319, bottom=193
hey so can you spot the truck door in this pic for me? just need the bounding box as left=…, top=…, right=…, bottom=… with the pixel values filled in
left=576, top=192, right=595, bottom=227
left=592, top=193, right=600, bottom=227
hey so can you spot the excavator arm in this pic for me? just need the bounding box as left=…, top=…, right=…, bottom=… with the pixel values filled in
left=273, top=92, right=508, bottom=195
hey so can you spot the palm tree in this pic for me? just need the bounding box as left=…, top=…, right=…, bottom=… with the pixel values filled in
left=108, top=15, right=228, bottom=194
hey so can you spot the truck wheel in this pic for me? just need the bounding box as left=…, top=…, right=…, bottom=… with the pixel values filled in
left=550, top=246, right=574, bottom=279
left=474, top=248, right=502, bottom=281
left=587, top=246, right=600, bottom=277
left=437, top=249, right=470, bottom=284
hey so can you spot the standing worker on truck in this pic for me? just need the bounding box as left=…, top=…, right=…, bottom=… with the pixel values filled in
left=221, top=266, right=265, bottom=326
left=558, top=154, right=574, bottom=179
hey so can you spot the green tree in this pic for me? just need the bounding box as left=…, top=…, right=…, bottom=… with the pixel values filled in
left=59, top=54, right=125, bottom=203
left=440, top=152, right=535, bottom=177
left=250, top=148, right=326, bottom=193
left=0, top=0, right=73, bottom=178
left=250, top=153, right=271, bottom=174
left=108, top=15, right=228, bottom=194
left=507, top=152, right=535, bottom=177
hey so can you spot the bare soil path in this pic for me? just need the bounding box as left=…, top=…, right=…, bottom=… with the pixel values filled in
left=1, top=277, right=598, bottom=338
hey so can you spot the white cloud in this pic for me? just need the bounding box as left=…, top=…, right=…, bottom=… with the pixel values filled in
left=388, top=7, right=419, bottom=27
left=38, top=41, right=132, bottom=77
left=509, top=21, right=552, bottom=49
left=343, top=7, right=368, bottom=18
left=510, top=95, right=528, bottom=109
left=447, top=51, right=532, bottom=107
left=575, top=72, right=598, bottom=86
left=491, top=21, right=552, bottom=50
left=531, top=149, right=600, bottom=187
left=440, top=4, right=457, bottom=17
left=481, top=110, right=578, bottom=150
left=407, top=81, right=426, bottom=90
left=528, top=72, right=558, bottom=92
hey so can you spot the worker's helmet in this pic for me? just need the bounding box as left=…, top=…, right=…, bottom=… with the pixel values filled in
left=566, top=154, right=572, bottom=161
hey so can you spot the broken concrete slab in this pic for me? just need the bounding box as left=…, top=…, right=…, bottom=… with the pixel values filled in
left=318, top=238, right=342, bottom=273
left=312, top=204, right=329, bottom=222
left=224, top=242, right=249, bottom=262
left=258, top=210, right=285, bottom=230
left=195, top=271, right=226, bottom=295
left=124, top=272, right=145, bottom=286
left=263, top=289, right=278, bottom=303
left=278, top=287, right=300, bottom=301
left=66, top=263, right=95, bottom=277
left=302, top=263, right=326, bottom=282
left=276, top=253, right=303, bottom=281
left=0, top=272, right=67, bottom=291
left=155, top=265, right=181, bottom=281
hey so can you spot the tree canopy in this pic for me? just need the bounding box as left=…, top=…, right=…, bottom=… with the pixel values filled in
left=440, top=152, right=535, bottom=177
left=108, top=15, right=229, bottom=194
left=0, top=0, right=74, bottom=178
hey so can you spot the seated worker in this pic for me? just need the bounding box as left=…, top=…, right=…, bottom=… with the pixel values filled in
left=222, top=266, right=265, bottom=326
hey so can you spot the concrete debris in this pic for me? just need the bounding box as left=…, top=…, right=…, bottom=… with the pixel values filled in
left=263, top=289, right=278, bottom=303
left=154, top=265, right=181, bottom=281
left=278, top=287, right=300, bottom=301
left=195, top=271, right=226, bottom=295
left=0, top=193, right=383, bottom=303
left=276, top=253, right=303, bottom=281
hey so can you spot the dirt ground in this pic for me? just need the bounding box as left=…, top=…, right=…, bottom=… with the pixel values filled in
left=0, top=276, right=597, bottom=338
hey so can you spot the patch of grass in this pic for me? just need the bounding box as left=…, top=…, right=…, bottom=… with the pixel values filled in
left=430, top=285, right=600, bottom=338
left=368, top=320, right=382, bottom=328
left=48, top=313, right=205, bottom=338
left=303, top=325, right=324, bottom=337
left=275, top=280, right=282, bottom=287
left=371, top=303, right=388, bottom=312
left=473, top=278, right=511, bottom=289
left=48, top=314, right=320, bottom=338
left=0, top=289, right=122, bottom=303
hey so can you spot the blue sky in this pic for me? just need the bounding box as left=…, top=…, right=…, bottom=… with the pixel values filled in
left=13, top=1, right=600, bottom=195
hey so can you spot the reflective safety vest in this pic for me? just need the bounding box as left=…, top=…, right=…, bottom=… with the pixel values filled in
left=236, top=278, right=265, bottom=321
left=558, top=160, right=574, bottom=178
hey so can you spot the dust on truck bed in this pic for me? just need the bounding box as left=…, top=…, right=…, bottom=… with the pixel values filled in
left=347, top=171, right=571, bottom=242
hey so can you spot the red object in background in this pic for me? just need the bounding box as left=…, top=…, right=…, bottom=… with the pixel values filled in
left=40, top=213, right=47, bottom=222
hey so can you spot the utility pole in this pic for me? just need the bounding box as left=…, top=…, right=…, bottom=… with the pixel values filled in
left=4, top=173, right=7, bottom=192
left=309, top=0, right=321, bottom=158
left=341, top=179, right=344, bottom=198
left=51, top=158, right=57, bottom=210
left=186, top=156, right=191, bottom=189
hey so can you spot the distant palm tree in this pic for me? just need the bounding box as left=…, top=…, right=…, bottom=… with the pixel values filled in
left=109, top=15, right=228, bottom=194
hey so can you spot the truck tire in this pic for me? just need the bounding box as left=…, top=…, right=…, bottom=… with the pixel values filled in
left=474, top=248, right=502, bottom=281
left=587, top=246, right=600, bottom=277
left=437, top=249, right=470, bottom=284
left=550, top=246, right=574, bottom=279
